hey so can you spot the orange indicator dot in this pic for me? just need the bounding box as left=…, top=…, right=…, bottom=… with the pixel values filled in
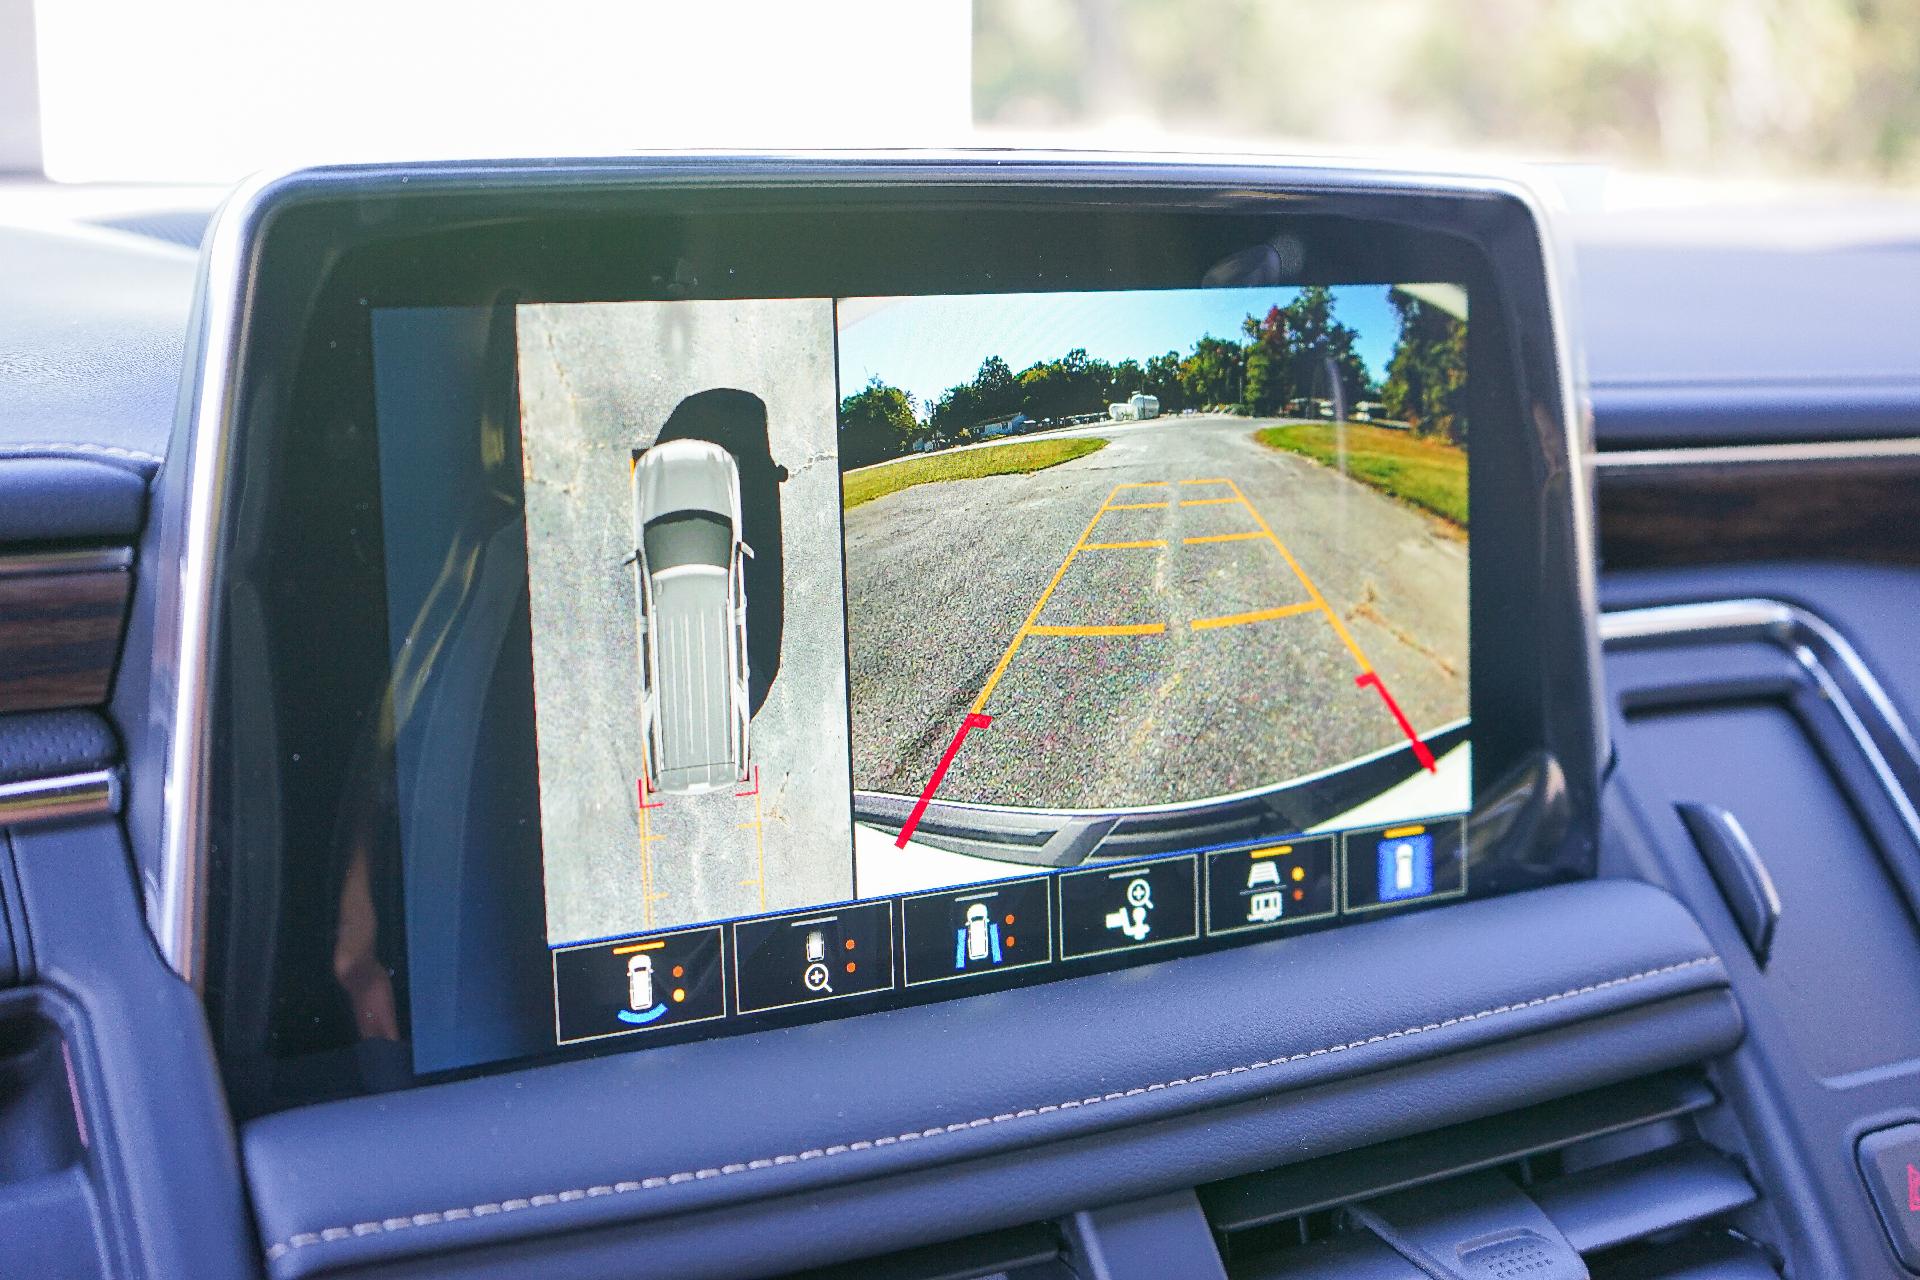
left=1004, top=915, right=1016, bottom=926
left=671, top=965, right=684, bottom=978
left=1293, top=889, right=1305, bottom=901
left=672, top=988, right=686, bottom=1003
left=845, top=961, right=858, bottom=974
left=1005, top=936, right=1016, bottom=948
left=844, top=938, right=856, bottom=950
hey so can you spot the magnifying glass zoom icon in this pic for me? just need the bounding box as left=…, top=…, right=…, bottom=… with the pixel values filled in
left=804, top=962, right=832, bottom=993
left=1126, top=878, right=1153, bottom=910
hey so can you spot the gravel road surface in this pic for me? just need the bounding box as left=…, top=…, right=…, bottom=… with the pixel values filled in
left=843, top=415, right=1467, bottom=810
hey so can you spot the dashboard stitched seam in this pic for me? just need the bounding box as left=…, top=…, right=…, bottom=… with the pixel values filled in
left=0, top=442, right=164, bottom=465
left=263, top=956, right=1719, bottom=1261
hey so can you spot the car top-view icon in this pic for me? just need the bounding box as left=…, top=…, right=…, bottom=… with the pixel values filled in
left=631, top=438, right=753, bottom=794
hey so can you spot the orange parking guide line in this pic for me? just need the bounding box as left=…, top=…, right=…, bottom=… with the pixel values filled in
left=1222, top=478, right=1375, bottom=673
left=734, top=766, right=767, bottom=910
left=1083, top=539, right=1166, bottom=550
left=1180, top=477, right=1232, bottom=486
left=1113, top=480, right=1170, bottom=489
left=1189, top=602, right=1319, bottom=631
left=1178, top=496, right=1239, bottom=506
left=1027, top=622, right=1167, bottom=637
left=1104, top=500, right=1169, bottom=511
left=636, top=777, right=657, bottom=927
left=1182, top=531, right=1263, bottom=545
left=967, top=484, right=1126, bottom=715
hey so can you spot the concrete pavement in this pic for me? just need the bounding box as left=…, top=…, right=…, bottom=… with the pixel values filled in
left=843, top=415, right=1468, bottom=811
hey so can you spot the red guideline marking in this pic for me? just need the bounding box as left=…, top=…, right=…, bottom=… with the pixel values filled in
left=1356, top=672, right=1437, bottom=773
left=896, top=713, right=993, bottom=848
left=637, top=777, right=662, bottom=810
left=735, top=765, right=761, bottom=798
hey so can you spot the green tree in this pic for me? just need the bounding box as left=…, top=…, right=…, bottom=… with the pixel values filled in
left=839, top=377, right=919, bottom=466
left=1143, top=350, right=1187, bottom=411
left=1238, top=288, right=1372, bottom=416
left=1242, top=345, right=1277, bottom=417
left=1179, top=336, right=1243, bottom=407
left=972, top=354, right=1021, bottom=420
left=1381, top=289, right=1469, bottom=444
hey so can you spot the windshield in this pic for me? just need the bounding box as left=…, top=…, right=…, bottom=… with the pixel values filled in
left=644, top=512, right=733, bottom=575
left=12, top=2, right=1920, bottom=191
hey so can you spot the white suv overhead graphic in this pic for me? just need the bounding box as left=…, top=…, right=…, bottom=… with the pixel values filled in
left=631, top=438, right=753, bottom=794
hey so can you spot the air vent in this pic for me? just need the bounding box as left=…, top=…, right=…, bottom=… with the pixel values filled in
left=776, top=1221, right=1072, bottom=1280
left=772, top=1072, right=1775, bottom=1280
left=1201, top=1070, right=1778, bottom=1278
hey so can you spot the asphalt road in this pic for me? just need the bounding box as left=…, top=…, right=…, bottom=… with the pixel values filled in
left=517, top=300, right=855, bottom=945
left=842, top=415, right=1468, bottom=810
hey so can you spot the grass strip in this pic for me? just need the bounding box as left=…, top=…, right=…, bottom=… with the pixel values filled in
left=1253, top=423, right=1467, bottom=528
left=842, top=437, right=1109, bottom=510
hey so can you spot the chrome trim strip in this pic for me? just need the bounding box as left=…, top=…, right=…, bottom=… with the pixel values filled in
left=1520, top=171, right=1611, bottom=781
left=1595, top=437, right=1920, bottom=473
left=156, top=166, right=284, bottom=986
left=0, top=547, right=133, bottom=580
left=156, top=153, right=1597, bottom=985
left=1601, top=597, right=1920, bottom=853
left=0, top=769, right=121, bottom=828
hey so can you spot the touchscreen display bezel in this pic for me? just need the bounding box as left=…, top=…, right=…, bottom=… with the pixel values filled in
left=177, top=158, right=1600, bottom=1115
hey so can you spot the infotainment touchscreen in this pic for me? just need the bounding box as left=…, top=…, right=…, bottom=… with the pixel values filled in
left=374, top=281, right=1474, bottom=1070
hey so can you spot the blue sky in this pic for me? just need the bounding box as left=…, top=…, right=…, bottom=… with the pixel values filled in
left=835, top=284, right=1404, bottom=414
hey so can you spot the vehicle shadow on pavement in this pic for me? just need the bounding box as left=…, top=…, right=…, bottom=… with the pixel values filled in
left=657, top=388, right=788, bottom=716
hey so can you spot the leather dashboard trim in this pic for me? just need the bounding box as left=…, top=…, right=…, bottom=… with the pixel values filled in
left=242, top=880, right=1736, bottom=1278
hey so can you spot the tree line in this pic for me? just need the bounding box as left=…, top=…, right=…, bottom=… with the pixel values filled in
left=840, top=286, right=1467, bottom=466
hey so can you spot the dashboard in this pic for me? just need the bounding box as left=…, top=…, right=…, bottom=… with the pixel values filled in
left=0, top=153, right=1917, bottom=1279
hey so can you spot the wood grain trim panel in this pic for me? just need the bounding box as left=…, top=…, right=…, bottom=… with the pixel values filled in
left=1598, top=454, right=1920, bottom=570
left=0, top=567, right=133, bottom=712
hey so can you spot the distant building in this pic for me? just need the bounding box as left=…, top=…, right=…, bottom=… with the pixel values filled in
left=974, top=412, right=1032, bottom=440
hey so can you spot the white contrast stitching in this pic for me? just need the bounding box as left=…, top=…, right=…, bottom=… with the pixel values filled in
left=0, top=442, right=164, bottom=465
left=263, top=956, right=1718, bottom=1261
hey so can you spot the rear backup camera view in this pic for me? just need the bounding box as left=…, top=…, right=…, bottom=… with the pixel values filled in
left=839, top=284, right=1471, bottom=894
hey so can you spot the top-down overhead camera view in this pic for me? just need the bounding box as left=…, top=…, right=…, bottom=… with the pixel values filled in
left=6, top=1, right=1920, bottom=1276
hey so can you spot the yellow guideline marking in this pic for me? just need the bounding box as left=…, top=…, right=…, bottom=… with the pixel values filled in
left=1114, top=480, right=1171, bottom=489
left=1223, top=477, right=1375, bottom=673
left=1083, top=539, right=1166, bottom=550
left=1180, top=477, right=1231, bottom=486
left=736, top=783, right=767, bottom=909
left=613, top=941, right=666, bottom=955
left=1027, top=623, right=1167, bottom=637
left=637, top=780, right=656, bottom=928
left=968, top=485, right=1127, bottom=715
left=1182, top=531, right=1263, bottom=545
left=1104, top=500, right=1170, bottom=511
left=1190, top=602, right=1319, bottom=631
left=1384, top=824, right=1427, bottom=839
left=1249, top=844, right=1292, bottom=859
left=1178, top=496, right=1239, bottom=506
